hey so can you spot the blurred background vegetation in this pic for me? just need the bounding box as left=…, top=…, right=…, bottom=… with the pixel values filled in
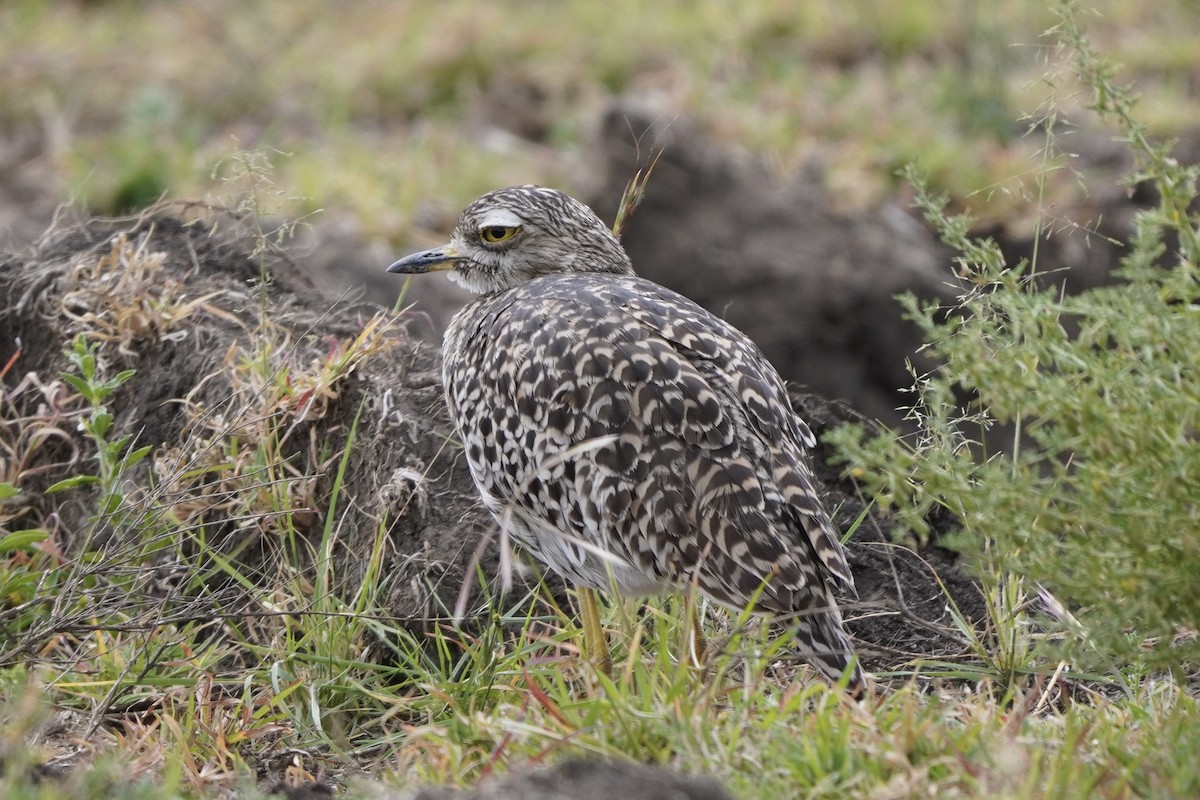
left=2, top=0, right=1197, bottom=249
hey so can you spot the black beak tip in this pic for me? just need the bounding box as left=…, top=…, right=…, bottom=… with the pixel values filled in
left=386, top=246, right=455, bottom=275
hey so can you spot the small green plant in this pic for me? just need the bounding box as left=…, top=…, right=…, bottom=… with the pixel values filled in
left=0, top=348, right=62, bottom=642
left=47, top=336, right=152, bottom=517
left=830, top=0, right=1200, bottom=677
left=0, top=482, right=50, bottom=623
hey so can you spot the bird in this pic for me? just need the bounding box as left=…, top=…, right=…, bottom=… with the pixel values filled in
left=387, top=185, right=864, bottom=693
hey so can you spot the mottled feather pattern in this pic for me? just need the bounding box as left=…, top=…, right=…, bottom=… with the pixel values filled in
left=444, top=273, right=859, bottom=683
left=395, top=185, right=863, bottom=690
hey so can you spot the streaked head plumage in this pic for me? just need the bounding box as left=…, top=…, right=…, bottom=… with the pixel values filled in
left=387, top=185, right=633, bottom=294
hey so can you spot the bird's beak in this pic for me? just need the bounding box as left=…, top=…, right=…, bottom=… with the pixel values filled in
left=386, top=243, right=461, bottom=274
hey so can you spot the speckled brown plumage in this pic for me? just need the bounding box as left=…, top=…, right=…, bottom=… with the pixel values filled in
left=388, top=185, right=863, bottom=691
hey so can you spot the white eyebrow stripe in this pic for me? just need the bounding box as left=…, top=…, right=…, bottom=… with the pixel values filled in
left=477, top=209, right=525, bottom=229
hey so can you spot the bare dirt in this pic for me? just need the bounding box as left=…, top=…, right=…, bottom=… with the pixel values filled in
left=399, top=758, right=736, bottom=800
left=0, top=214, right=499, bottom=661
left=0, top=205, right=982, bottom=676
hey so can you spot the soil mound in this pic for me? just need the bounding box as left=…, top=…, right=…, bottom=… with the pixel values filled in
left=0, top=210, right=980, bottom=680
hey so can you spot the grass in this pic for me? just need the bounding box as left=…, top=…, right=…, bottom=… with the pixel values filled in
left=1, top=0, right=1199, bottom=798
left=4, top=583, right=1198, bottom=797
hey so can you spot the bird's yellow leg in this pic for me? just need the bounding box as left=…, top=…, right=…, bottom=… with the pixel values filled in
left=578, top=586, right=612, bottom=676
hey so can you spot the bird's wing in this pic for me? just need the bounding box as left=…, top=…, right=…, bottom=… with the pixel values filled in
left=448, top=275, right=854, bottom=606
left=621, top=280, right=856, bottom=598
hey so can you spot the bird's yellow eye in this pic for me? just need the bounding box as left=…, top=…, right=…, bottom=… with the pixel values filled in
left=480, top=225, right=520, bottom=244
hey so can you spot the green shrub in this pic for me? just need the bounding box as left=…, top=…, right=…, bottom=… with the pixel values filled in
left=829, top=0, right=1200, bottom=676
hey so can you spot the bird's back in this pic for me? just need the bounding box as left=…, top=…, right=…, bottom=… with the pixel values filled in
left=443, top=273, right=854, bottom=613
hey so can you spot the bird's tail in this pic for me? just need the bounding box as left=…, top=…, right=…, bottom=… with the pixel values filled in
left=795, top=601, right=866, bottom=698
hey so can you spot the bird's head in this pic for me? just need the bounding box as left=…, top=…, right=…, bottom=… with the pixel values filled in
left=387, top=185, right=634, bottom=294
